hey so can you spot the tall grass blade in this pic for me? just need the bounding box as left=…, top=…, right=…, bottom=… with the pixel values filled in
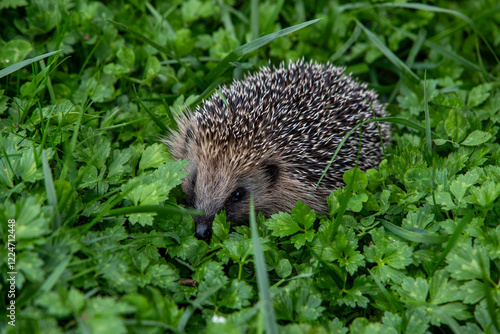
left=40, top=255, right=71, bottom=293
left=0, top=50, right=60, bottom=79
left=431, top=210, right=474, bottom=274
left=204, top=19, right=321, bottom=86
left=249, top=194, right=279, bottom=334
left=42, top=149, right=62, bottom=229
left=381, top=220, right=448, bottom=244
left=356, top=20, right=419, bottom=80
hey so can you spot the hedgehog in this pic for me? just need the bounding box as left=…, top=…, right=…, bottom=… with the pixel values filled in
left=166, top=60, right=390, bottom=241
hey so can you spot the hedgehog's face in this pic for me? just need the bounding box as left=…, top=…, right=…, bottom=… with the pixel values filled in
left=182, top=154, right=280, bottom=241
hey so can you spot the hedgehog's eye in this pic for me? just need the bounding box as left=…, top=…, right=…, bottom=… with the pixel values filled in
left=230, top=187, right=246, bottom=202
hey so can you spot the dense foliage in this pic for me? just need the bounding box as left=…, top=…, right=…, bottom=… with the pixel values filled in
left=1, top=0, right=500, bottom=333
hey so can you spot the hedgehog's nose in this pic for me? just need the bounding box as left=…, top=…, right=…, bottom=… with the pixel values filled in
left=194, top=217, right=213, bottom=242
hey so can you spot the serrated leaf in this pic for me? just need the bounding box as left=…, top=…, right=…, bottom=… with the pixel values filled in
left=219, top=279, right=253, bottom=309
left=211, top=211, right=230, bottom=245
left=450, top=170, right=480, bottom=203
left=291, top=201, right=316, bottom=230
left=427, top=191, right=457, bottom=211
left=446, top=243, right=490, bottom=280
left=290, top=230, right=315, bottom=249
left=445, top=109, right=469, bottom=143
left=468, top=180, right=500, bottom=207
left=400, top=277, right=429, bottom=302
left=364, top=228, right=413, bottom=283
left=468, top=83, right=492, bottom=107
left=108, top=149, right=133, bottom=183
left=266, top=211, right=301, bottom=237
left=139, top=143, right=171, bottom=171
left=334, top=275, right=373, bottom=308
left=121, top=160, right=188, bottom=225
left=406, top=306, right=431, bottom=334
left=461, top=130, right=492, bottom=146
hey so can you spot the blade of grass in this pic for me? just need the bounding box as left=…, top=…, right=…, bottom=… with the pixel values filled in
left=308, top=246, right=344, bottom=288
left=423, top=71, right=442, bottom=221
left=379, top=3, right=474, bottom=25
left=0, top=50, right=61, bottom=79
left=249, top=194, right=279, bottom=334
left=161, top=94, right=177, bottom=132
left=318, top=116, right=441, bottom=187
left=250, top=0, right=259, bottom=65
left=133, top=85, right=169, bottom=133
left=479, top=254, right=500, bottom=333
left=40, top=255, right=71, bottom=293
left=203, top=18, right=321, bottom=85
left=0, top=134, right=16, bottom=188
left=431, top=209, right=475, bottom=275
left=42, top=149, right=62, bottom=229
left=262, top=0, right=285, bottom=34
left=104, top=205, right=202, bottom=217
left=392, top=26, right=491, bottom=78
left=356, top=20, right=419, bottom=80
left=381, top=220, right=449, bottom=244
left=388, top=28, right=426, bottom=104
left=368, top=269, right=405, bottom=315
left=331, top=24, right=362, bottom=63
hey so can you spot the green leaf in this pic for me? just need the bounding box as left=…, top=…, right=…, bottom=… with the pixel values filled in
left=12, top=197, right=50, bottom=240
left=139, top=143, right=171, bottom=171
left=405, top=307, right=431, bottom=334
left=291, top=201, right=316, bottom=230
left=290, top=230, right=315, bottom=249
left=121, top=160, right=188, bottom=225
left=204, top=18, right=321, bottom=85
left=364, top=228, right=414, bottom=283
left=211, top=211, right=230, bottom=245
left=83, top=296, right=135, bottom=334
left=0, top=39, right=32, bottom=67
left=450, top=169, right=480, bottom=203
left=266, top=211, right=301, bottom=237
left=399, top=277, right=429, bottom=302
left=333, top=275, right=373, bottom=308
left=107, top=149, right=133, bottom=184
left=468, top=83, right=492, bottom=107
left=219, top=279, right=254, bottom=310
left=461, top=130, right=492, bottom=146
left=218, top=238, right=253, bottom=264
left=444, top=109, right=469, bottom=143
left=445, top=242, right=490, bottom=280
left=429, top=270, right=464, bottom=306
left=0, top=50, right=60, bottom=79
left=343, top=168, right=368, bottom=192
left=347, top=192, right=368, bottom=212
left=404, top=168, right=432, bottom=192
left=468, top=180, right=500, bottom=207
left=276, top=258, right=292, bottom=278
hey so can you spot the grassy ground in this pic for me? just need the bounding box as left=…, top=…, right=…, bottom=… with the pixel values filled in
left=1, top=0, right=500, bottom=333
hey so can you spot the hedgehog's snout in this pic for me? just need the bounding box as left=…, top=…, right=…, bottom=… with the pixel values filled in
left=193, top=215, right=214, bottom=241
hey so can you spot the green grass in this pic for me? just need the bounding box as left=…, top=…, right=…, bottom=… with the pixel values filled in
left=1, top=0, right=500, bottom=333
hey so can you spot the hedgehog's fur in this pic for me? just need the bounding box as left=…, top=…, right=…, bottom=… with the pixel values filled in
left=166, top=60, right=390, bottom=241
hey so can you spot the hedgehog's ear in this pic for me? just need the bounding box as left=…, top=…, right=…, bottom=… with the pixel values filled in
left=264, top=164, right=279, bottom=185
